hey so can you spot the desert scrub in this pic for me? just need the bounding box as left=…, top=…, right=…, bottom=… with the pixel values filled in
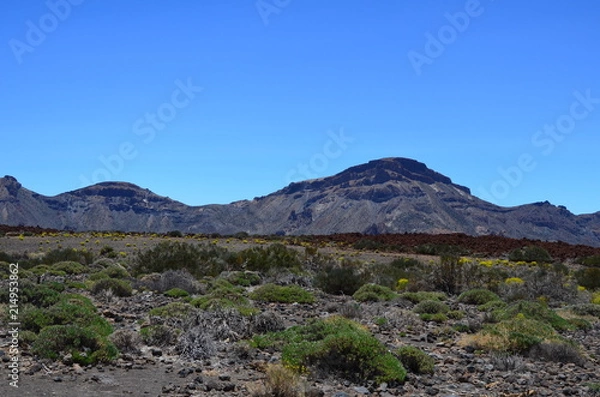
left=224, top=271, right=262, bottom=286
left=164, top=287, right=190, bottom=298
left=51, top=261, right=85, bottom=274
left=231, top=243, right=302, bottom=273
left=458, top=288, right=502, bottom=305
left=252, top=316, right=406, bottom=384
left=32, top=324, right=118, bottom=365
left=133, top=241, right=232, bottom=277
left=508, top=245, right=552, bottom=264
left=396, top=345, right=435, bottom=374
left=149, top=301, right=196, bottom=319
left=400, top=291, right=446, bottom=303
left=91, top=278, right=133, bottom=297
left=89, top=263, right=131, bottom=281
left=575, top=267, right=600, bottom=290
left=43, top=247, right=95, bottom=266
left=191, top=279, right=255, bottom=315
left=370, top=257, right=422, bottom=289
left=252, top=363, right=307, bottom=397
left=352, top=283, right=397, bottom=302
left=569, top=303, right=600, bottom=318
left=140, top=324, right=179, bottom=347
left=314, top=262, right=368, bottom=295
left=493, top=301, right=573, bottom=332
left=250, top=283, right=315, bottom=304
left=413, top=300, right=450, bottom=314
left=21, top=293, right=112, bottom=336
left=471, top=316, right=560, bottom=353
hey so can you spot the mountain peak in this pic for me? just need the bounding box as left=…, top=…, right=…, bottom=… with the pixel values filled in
left=282, top=157, right=470, bottom=194
left=0, top=175, right=23, bottom=197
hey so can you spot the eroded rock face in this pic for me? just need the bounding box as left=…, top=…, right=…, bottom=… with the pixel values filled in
left=0, top=158, right=599, bottom=246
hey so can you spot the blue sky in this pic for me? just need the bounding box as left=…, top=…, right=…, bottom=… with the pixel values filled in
left=1, top=0, right=599, bottom=214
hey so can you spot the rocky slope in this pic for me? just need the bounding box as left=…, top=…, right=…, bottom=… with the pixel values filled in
left=1, top=158, right=599, bottom=246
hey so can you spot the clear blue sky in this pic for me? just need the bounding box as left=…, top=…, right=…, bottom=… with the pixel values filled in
left=1, top=0, right=599, bottom=214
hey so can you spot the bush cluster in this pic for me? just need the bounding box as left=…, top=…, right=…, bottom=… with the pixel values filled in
left=250, top=283, right=315, bottom=304
left=253, top=316, right=406, bottom=384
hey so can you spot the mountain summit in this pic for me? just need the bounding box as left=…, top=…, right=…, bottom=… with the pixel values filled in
left=1, top=158, right=599, bottom=246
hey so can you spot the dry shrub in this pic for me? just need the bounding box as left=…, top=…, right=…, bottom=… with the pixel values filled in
left=110, top=329, right=141, bottom=354
left=251, top=364, right=306, bottom=397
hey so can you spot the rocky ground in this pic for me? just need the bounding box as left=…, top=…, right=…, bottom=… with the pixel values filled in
left=1, top=232, right=599, bottom=396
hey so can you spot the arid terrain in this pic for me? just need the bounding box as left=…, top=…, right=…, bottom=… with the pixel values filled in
left=1, top=228, right=600, bottom=397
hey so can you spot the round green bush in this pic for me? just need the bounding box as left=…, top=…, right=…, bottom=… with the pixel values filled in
left=32, top=324, right=118, bottom=364
left=396, top=345, right=435, bottom=374
left=413, top=300, right=450, bottom=314
left=52, top=261, right=85, bottom=275
left=91, top=278, right=132, bottom=297
left=458, top=288, right=501, bottom=305
left=353, top=283, right=397, bottom=302
left=250, top=283, right=315, bottom=304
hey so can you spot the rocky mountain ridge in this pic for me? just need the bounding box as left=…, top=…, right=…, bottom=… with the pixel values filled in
left=1, top=158, right=599, bottom=246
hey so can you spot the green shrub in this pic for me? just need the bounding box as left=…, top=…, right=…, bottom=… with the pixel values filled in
left=89, top=264, right=130, bottom=281
left=415, top=244, right=466, bottom=256
left=140, top=324, right=178, bottom=347
left=458, top=288, right=502, bottom=305
left=133, top=241, right=231, bottom=277
left=396, top=346, right=434, bottom=374
left=43, top=248, right=95, bottom=266
left=91, top=278, right=133, bottom=297
left=191, top=279, right=255, bottom=315
left=494, top=301, right=573, bottom=331
left=149, top=301, right=195, bottom=319
left=575, top=267, right=600, bottom=290
left=431, top=255, right=465, bottom=295
left=315, top=263, right=368, bottom=295
left=22, top=294, right=112, bottom=336
left=508, top=246, right=552, bottom=263
left=19, top=281, right=64, bottom=307
left=225, top=271, right=262, bottom=286
left=413, top=300, right=449, bottom=314
left=29, top=265, right=65, bottom=277
left=164, top=288, right=190, bottom=298
left=52, top=261, right=85, bottom=274
left=353, top=283, right=397, bottom=302
left=476, top=316, right=560, bottom=353
left=255, top=316, right=406, bottom=384
left=419, top=313, right=448, bottom=322
left=32, top=324, right=118, bottom=365
left=400, top=291, right=447, bottom=303
left=478, top=300, right=507, bottom=312
left=369, top=257, right=421, bottom=288
left=569, top=303, right=600, bottom=318
left=250, top=284, right=315, bottom=304
left=231, top=243, right=302, bottom=273
left=578, top=255, right=600, bottom=267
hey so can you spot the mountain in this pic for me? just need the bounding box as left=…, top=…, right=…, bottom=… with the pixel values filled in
left=2, top=158, right=599, bottom=246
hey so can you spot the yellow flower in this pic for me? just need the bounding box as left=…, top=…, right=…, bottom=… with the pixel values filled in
left=505, top=277, right=524, bottom=285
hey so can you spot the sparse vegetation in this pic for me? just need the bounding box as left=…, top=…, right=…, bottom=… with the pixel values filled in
left=250, top=283, right=315, bottom=304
